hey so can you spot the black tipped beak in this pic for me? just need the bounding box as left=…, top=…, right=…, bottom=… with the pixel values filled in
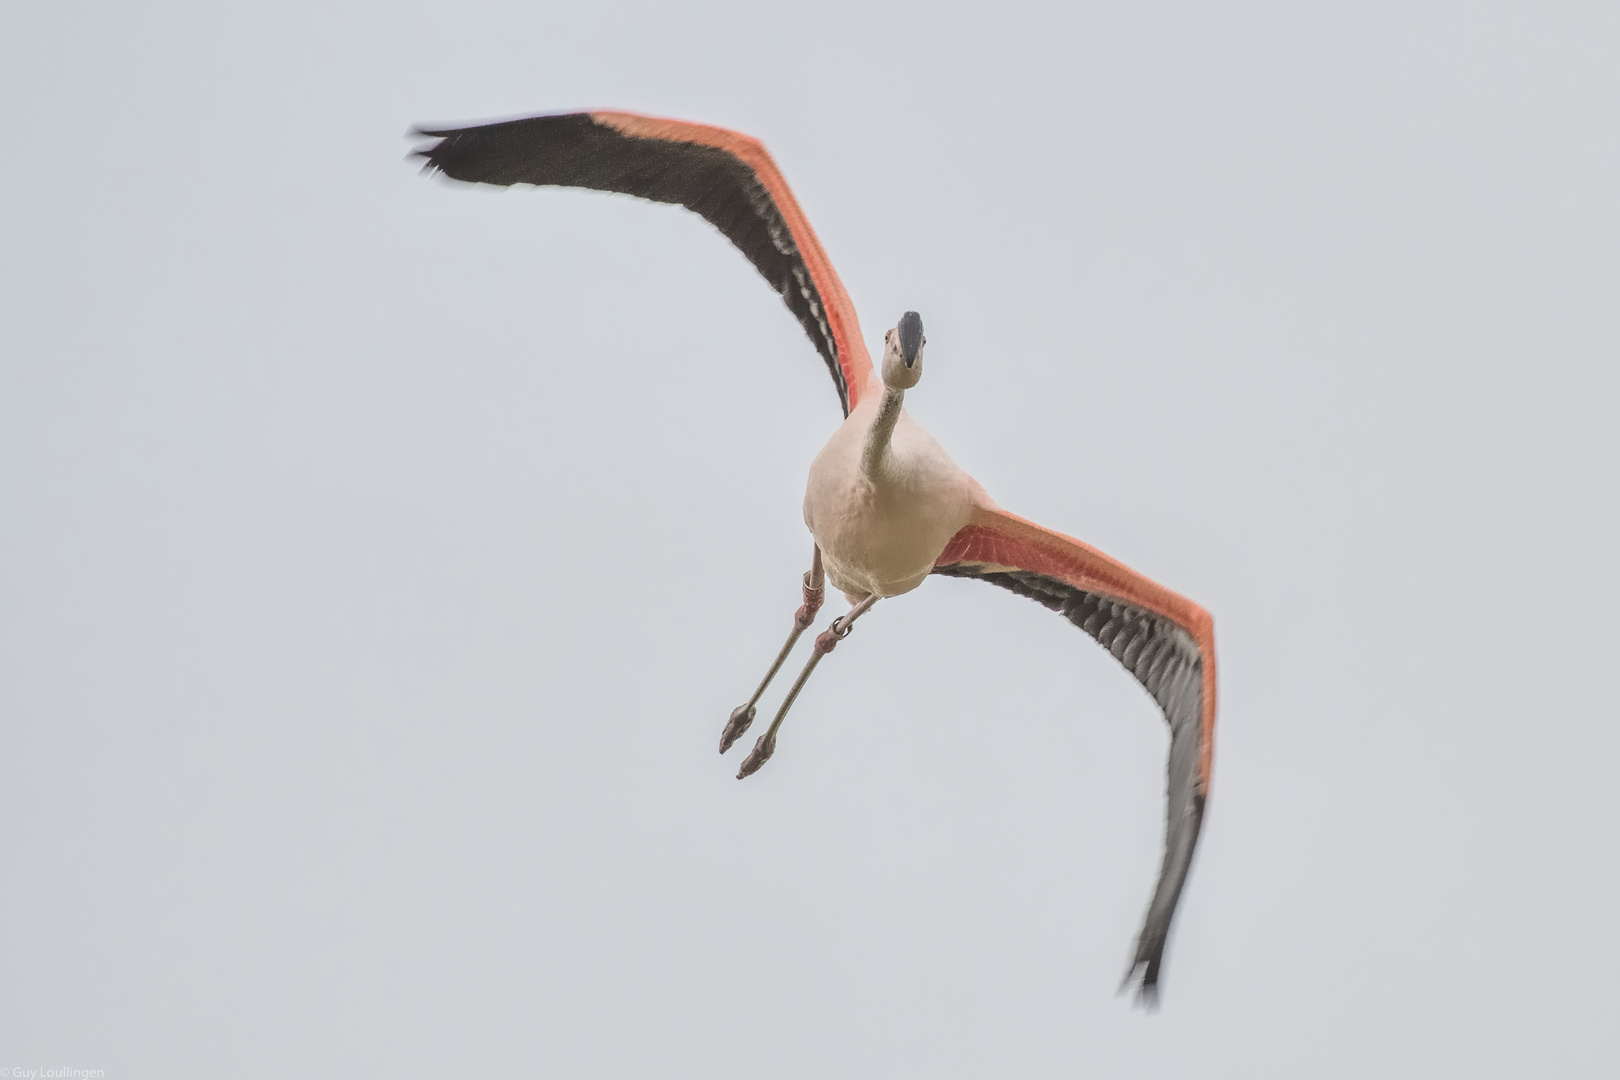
left=897, top=311, right=923, bottom=367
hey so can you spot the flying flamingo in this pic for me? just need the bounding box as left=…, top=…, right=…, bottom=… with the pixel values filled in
left=411, top=111, right=1216, bottom=1003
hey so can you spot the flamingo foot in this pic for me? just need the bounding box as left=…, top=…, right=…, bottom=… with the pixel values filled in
left=737, top=731, right=777, bottom=778
left=719, top=704, right=756, bottom=753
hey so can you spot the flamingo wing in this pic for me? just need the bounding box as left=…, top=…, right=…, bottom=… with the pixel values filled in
left=412, top=111, right=874, bottom=415
left=933, top=507, right=1216, bottom=1004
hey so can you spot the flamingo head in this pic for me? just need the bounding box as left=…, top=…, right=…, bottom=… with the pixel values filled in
left=881, top=311, right=925, bottom=390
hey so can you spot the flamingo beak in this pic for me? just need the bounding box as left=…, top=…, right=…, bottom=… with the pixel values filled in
left=897, top=310, right=924, bottom=367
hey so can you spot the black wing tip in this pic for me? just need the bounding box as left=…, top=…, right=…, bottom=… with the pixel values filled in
left=1119, top=956, right=1164, bottom=1011
left=404, top=112, right=612, bottom=182
left=405, top=125, right=452, bottom=174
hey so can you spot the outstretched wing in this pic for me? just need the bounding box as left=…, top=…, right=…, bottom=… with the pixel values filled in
left=933, top=507, right=1216, bottom=1004
left=411, top=111, right=875, bottom=416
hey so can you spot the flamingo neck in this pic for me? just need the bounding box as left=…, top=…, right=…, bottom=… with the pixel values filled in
left=860, top=385, right=906, bottom=479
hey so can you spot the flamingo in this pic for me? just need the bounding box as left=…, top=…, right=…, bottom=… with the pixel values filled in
left=411, top=111, right=1217, bottom=1003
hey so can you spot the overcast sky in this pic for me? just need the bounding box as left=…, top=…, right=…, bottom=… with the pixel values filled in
left=3, top=2, right=1617, bottom=1077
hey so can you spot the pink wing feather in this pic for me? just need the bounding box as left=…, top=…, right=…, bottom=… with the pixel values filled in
left=935, top=507, right=1216, bottom=1002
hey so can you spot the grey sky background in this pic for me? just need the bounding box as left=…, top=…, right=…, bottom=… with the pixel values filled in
left=3, top=2, right=1617, bottom=1076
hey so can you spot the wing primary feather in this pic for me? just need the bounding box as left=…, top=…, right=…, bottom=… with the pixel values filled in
left=410, top=111, right=871, bottom=416
left=932, top=550, right=1212, bottom=1004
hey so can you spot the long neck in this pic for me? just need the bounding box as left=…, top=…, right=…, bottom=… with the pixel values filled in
left=860, top=385, right=906, bottom=479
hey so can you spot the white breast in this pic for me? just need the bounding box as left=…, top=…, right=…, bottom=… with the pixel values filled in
left=803, top=401, right=989, bottom=599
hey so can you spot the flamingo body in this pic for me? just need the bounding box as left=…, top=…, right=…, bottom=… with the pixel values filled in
left=806, top=394, right=988, bottom=601
left=412, top=110, right=1217, bottom=1004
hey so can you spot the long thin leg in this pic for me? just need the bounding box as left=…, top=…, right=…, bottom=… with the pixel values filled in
left=719, top=547, right=826, bottom=753
left=736, top=593, right=880, bottom=779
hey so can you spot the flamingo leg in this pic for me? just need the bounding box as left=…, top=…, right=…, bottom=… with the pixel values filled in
left=719, top=547, right=827, bottom=754
left=735, top=592, right=880, bottom=779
